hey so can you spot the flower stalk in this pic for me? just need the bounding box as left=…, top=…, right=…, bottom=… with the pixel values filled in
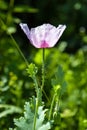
left=41, top=48, right=45, bottom=90
left=32, top=76, right=39, bottom=130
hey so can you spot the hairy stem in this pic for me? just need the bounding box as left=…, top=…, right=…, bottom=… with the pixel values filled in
left=33, top=98, right=38, bottom=130
left=41, top=48, right=45, bottom=90
left=41, top=49, right=50, bottom=103
left=33, top=76, right=39, bottom=130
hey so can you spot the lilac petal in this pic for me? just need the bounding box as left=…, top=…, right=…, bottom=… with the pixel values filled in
left=44, top=25, right=58, bottom=47
left=56, top=25, right=66, bottom=41
left=30, top=25, right=47, bottom=48
left=29, top=28, right=40, bottom=48
left=29, top=24, right=57, bottom=48
left=19, top=23, right=30, bottom=40
left=19, top=23, right=66, bottom=48
left=45, top=25, right=66, bottom=47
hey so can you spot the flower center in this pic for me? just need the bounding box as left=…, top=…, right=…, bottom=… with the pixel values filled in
left=40, top=40, right=49, bottom=48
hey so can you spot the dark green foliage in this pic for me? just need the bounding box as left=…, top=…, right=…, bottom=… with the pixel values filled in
left=51, top=65, right=67, bottom=96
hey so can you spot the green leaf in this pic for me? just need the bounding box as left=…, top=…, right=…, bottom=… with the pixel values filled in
left=36, top=106, right=51, bottom=130
left=10, top=98, right=51, bottom=130
left=51, top=65, right=67, bottom=96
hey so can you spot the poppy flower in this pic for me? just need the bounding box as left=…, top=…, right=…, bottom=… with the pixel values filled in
left=19, top=23, right=66, bottom=48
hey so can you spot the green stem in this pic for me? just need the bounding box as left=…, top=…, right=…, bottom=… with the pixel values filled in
left=41, top=48, right=45, bottom=90
left=33, top=98, right=38, bottom=130
left=33, top=76, right=39, bottom=98
left=48, top=93, right=57, bottom=120
left=10, top=34, right=29, bottom=67
left=41, top=49, right=50, bottom=103
left=33, top=76, right=39, bottom=130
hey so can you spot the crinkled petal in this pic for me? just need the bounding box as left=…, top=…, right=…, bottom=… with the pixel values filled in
left=19, top=23, right=30, bottom=40
left=45, top=25, right=66, bottom=47
left=29, top=24, right=57, bottom=48
left=19, top=23, right=66, bottom=48
left=29, top=24, right=49, bottom=48
left=29, top=28, right=41, bottom=48
left=56, top=25, right=66, bottom=41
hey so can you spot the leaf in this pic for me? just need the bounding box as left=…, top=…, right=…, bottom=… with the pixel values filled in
left=36, top=106, right=51, bottom=130
left=10, top=98, right=51, bottom=130
left=51, top=65, right=67, bottom=96
left=14, top=102, right=34, bottom=130
left=38, top=122, right=50, bottom=130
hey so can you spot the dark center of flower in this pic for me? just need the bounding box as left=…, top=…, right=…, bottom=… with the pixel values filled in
left=40, top=40, right=49, bottom=48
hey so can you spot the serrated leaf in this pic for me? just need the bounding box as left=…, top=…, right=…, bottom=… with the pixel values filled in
left=36, top=106, right=51, bottom=130
left=36, top=106, right=47, bottom=128
left=38, top=122, right=51, bottom=130
left=24, top=102, right=34, bottom=121
left=11, top=98, right=51, bottom=130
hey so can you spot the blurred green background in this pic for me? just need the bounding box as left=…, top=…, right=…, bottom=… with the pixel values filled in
left=0, top=0, right=87, bottom=129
